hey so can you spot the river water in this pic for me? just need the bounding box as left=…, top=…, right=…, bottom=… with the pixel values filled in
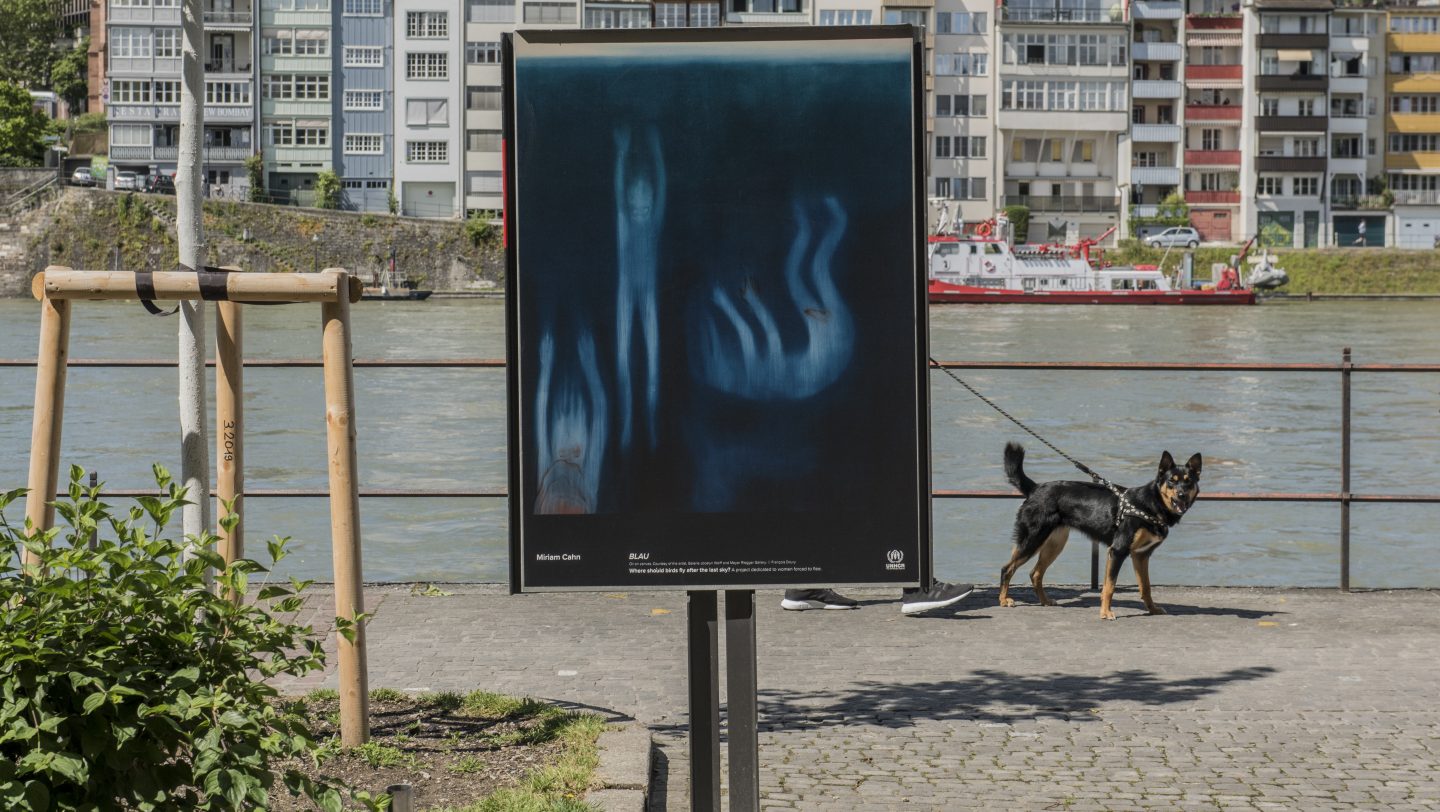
left=2, top=298, right=1437, bottom=588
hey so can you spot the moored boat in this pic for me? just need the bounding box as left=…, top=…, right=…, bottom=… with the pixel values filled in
left=927, top=222, right=1258, bottom=306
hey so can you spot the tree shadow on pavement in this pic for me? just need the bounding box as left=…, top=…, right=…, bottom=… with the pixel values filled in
left=756, top=666, right=1278, bottom=728
left=940, top=587, right=1289, bottom=620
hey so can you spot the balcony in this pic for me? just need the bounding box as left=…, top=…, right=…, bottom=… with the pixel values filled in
left=724, top=10, right=809, bottom=24
left=1185, top=14, right=1241, bottom=30
left=1394, top=189, right=1440, bottom=206
left=1132, top=123, right=1182, bottom=142
left=1130, top=165, right=1181, bottom=185
left=1133, top=0, right=1183, bottom=17
left=1387, top=153, right=1440, bottom=171
left=109, top=145, right=153, bottom=162
left=1185, top=190, right=1241, bottom=205
left=1330, top=156, right=1367, bottom=174
left=1254, top=115, right=1328, bottom=132
left=1185, top=149, right=1242, bottom=167
left=1387, top=113, right=1440, bottom=134
left=1329, top=75, right=1367, bottom=94
left=154, top=146, right=179, bottom=161
left=203, top=61, right=252, bottom=76
left=207, top=146, right=255, bottom=162
left=1133, top=41, right=1183, bottom=61
left=1184, top=64, right=1243, bottom=82
left=1330, top=194, right=1390, bottom=211
left=1255, top=155, right=1327, bottom=172
left=1257, top=33, right=1329, bottom=49
left=1133, top=79, right=1182, bottom=98
left=1000, top=195, right=1119, bottom=213
left=1328, top=115, right=1369, bottom=133
left=1185, top=104, right=1242, bottom=123
left=203, top=9, right=252, bottom=27
left=107, top=1, right=180, bottom=23
left=1257, top=73, right=1328, bottom=91
left=1000, top=6, right=1125, bottom=24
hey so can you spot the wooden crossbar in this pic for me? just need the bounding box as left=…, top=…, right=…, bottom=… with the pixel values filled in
left=33, top=267, right=364, bottom=303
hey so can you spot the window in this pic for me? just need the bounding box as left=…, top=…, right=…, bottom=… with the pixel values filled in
left=467, top=0, right=513, bottom=22
left=111, top=124, right=151, bottom=146
left=262, top=74, right=330, bottom=100
left=969, top=177, right=986, bottom=200
left=468, top=41, right=501, bottom=64
left=154, top=28, right=181, bottom=59
left=585, top=6, right=651, bottom=27
left=1202, top=129, right=1221, bottom=150
left=407, top=141, right=448, bottom=163
left=884, top=9, right=926, bottom=28
left=818, top=8, right=873, bottom=25
left=266, top=122, right=329, bottom=147
left=934, top=177, right=950, bottom=198
left=406, top=10, right=448, bottom=37
left=295, top=126, right=327, bottom=146
left=1293, top=177, right=1318, bottom=196
left=206, top=80, right=251, bottom=105
left=1295, top=138, right=1320, bottom=157
left=344, top=89, right=384, bottom=110
left=110, top=80, right=152, bottom=104
left=935, top=95, right=950, bottom=117
left=405, top=98, right=449, bottom=126
left=266, top=123, right=293, bottom=146
left=523, top=1, right=576, bottom=22
left=1261, top=98, right=1278, bottom=116
left=344, top=134, right=384, bottom=154
left=1297, top=98, right=1315, bottom=116
left=1073, top=140, right=1094, bottom=162
left=1257, top=176, right=1281, bottom=195
left=468, top=171, right=502, bottom=194
left=110, top=29, right=152, bottom=59
left=467, top=85, right=501, bottom=111
left=935, top=136, right=951, bottom=158
left=344, top=46, right=383, bottom=66
left=406, top=52, right=448, bottom=79
left=1390, top=133, right=1440, bottom=152
left=1197, top=172, right=1231, bottom=192
left=467, top=129, right=502, bottom=152
left=154, top=80, right=180, bottom=105
left=344, top=0, right=382, bottom=14
left=262, top=29, right=325, bottom=56
left=1134, top=151, right=1158, bottom=168
left=296, top=31, right=328, bottom=55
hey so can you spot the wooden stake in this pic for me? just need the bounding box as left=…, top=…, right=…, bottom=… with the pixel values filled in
left=215, top=300, right=243, bottom=573
left=321, top=271, right=370, bottom=745
left=23, top=285, right=71, bottom=570
left=41, top=269, right=362, bottom=303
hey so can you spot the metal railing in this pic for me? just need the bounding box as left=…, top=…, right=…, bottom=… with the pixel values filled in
left=4, top=349, right=1437, bottom=590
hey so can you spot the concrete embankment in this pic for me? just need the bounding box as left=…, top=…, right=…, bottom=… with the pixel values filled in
left=0, top=187, right=503, bottom=296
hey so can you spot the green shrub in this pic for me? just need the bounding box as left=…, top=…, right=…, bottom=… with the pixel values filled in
left=0, top=467, right=381, bottom=811
left=314, top=170, right=341, bottom=210
left=245, top=154, right=266, bottom=203
left=1002, top=204, right=1029, bottom=243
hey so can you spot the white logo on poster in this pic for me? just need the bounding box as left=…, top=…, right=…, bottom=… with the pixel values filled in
left=886, top=549, right=904, bottom=571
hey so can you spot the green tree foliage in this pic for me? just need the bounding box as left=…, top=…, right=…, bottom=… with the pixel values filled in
left=465, top=210, right=499, bottom=247
left=314, top=169, right=341, bottom=209
left=50, top=39, right=87, bottom=113
left=1130, top=190, right=1192, bottom=234
left=0, top=0, right=59, bottom=88
left=0, top=468, right=385, bottom=811
left=1002, top=204, right=1030, bottom=243
left=0, top=81, right=49, bottom=166
left=245, top=154, right=265, bottom=203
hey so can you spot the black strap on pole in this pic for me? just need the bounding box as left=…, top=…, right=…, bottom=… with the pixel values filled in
left=135, top=264, right=295, bottom=315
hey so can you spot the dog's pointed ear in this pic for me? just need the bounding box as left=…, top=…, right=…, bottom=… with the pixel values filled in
left=1187, top=453, right=1203, bottom=476
left=1158, top=451, right=1175, bottom=473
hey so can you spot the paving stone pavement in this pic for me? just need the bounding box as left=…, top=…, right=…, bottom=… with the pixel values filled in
left=273, top=585, right=1440, bottom=811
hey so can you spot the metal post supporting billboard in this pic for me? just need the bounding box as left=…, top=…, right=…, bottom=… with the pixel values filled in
left=725, top=590, right=760, bottom=812
left=688, top=590, right=760, bottom=812
left=687, top=591, right=720, bottom=812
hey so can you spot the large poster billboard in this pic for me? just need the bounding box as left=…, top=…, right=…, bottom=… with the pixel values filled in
left=506, top=27, right=930, bottom=591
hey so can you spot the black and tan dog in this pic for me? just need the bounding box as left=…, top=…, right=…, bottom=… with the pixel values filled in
left=999, top=442, right=1201, bottom=620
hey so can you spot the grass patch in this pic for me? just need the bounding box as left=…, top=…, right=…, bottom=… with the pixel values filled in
left=429, top=712, right=606, bottom=812
left=419, top=690, right=466, bottom=713
left=369, top=687, right=410, bottom=703
left=463, top=690, right=548, bottom=720
left=1106, top=241, right=1440, bottom=294
left=304, top=687, right=339, bottom=704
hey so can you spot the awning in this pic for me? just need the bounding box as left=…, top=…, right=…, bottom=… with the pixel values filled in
left=1277, top=49, right=1314, bottom=61
left=1188, top=80, right=1244, bottom=89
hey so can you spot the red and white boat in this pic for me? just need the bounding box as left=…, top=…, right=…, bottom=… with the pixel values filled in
left=926, top=224, right=1257, bottom=306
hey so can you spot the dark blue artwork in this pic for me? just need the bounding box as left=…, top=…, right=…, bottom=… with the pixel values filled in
left=510, top=32, right=928, bottom=590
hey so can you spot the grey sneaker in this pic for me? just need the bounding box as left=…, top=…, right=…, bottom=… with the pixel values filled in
left=781, top=589, right=860, bottom=611
left=900, top=582, right=974, bottom=615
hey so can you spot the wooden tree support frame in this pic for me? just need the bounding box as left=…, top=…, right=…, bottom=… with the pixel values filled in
left=23, top=266, right=372, bottom=746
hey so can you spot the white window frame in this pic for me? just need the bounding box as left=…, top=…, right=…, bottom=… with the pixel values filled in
left=344, top=133, right=384, bottom=154
left=405, top=52, right=449, bottom=80
left=406, top=10, right=449, bottom=37
left=343, top=0, right=382, bottom=14
left=344, top=45, right=384, bottom=66
left=343, top=89, right=384, bottom=110
left=405, top=98, right=449, bottom=126
left=406, top=140, right=449, bottom=163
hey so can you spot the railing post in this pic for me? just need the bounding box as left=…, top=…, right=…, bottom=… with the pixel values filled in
left=1341, top=347, right=1352, bottom=592
left=24, top=276, right=71, bottom=572
left=215, top=299, right=244, bottom=580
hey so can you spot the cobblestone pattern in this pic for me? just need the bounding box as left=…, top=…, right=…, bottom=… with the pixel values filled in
left=274, top=586, right=1440, bottom=811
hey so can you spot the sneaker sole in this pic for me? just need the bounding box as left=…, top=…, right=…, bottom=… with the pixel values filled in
left=781, top=599, right=860, bottom=611
left=900, top=587, right=975, bottom=615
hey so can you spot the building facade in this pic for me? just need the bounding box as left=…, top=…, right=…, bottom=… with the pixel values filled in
left=392, top=0, right=463, bottom=217
left=337, top=0, right=394, bottom=212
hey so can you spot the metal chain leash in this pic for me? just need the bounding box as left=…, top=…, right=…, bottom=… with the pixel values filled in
left=929, top=357, right=1167, bottom=529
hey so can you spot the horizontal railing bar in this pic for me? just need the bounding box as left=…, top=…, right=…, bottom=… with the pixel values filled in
left=44, top=489, right=1440, bottom=504
left=3, top=358, right=1440, bottom=372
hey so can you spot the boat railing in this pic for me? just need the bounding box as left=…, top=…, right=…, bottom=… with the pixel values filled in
left=2, top=349, right=1432, bottom=590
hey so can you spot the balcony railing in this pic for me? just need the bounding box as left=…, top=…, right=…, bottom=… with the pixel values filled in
left=1000, top=195, right=1119, bottom=213
left=1394, top=189, right=1440, bottom=205
left=1185, top=14, right=1242, bottom=30
left=1130, top=165, right=1182, bottom=185
left=1254, top=115, right=1328, bottom=132
left=1000, top=6, right=1122, bottom=23
left=1185, top=190, right=1241, bottom=204
left=1257, top=33, right=1329, bottom=49
left=1185, top=64, right=1243, bottom=81
left=1331, top=195, right=1392, bottom=210
left=1132, top=123, right=1182, bottom=142
left=1133, top=79, right=1183, bottom=98
left=1185, top=149, right=1242, bottom=166
left=1132, top=0, right=1183, bottom=18
left=1255, top=155, right=1327, bottom=172
left=1133, top=41, right=1184, bottom=61
left=154, top=146, right=178, bottom=160
left=203, top=9, right=252, bottom=25
left=1257, top=73, right=1329, bottom=91
left=1185, top=104, right=1242, bottom=122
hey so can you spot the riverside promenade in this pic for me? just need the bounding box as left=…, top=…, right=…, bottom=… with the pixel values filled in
left=274, top=585, right=1440, bottom=811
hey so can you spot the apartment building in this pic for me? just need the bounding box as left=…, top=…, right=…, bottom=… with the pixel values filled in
left=931, top=0, right=997, bottom=228
left=1329, top=0, right=1386, bottom=245
left=106, top=0, right=258, bottom=197
left=1131, top=0, right=1184, bottom=220
left=1179, top=0, right=1243, bottom=241
left=997, top=0, right=1131, bottom=243
left=393, top=0, right=463, bottom=216
left=260, top=0, right=334, bottom=203
left=337, top=0, right=393, bottom=212
left=1386, top=1, right=1440, bottom=247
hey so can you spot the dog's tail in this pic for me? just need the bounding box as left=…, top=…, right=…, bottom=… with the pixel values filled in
left=1004, top=442, right=1038, bottom=497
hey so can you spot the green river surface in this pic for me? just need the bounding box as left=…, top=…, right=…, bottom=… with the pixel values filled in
left=2, top=297, right=1437, bottom=588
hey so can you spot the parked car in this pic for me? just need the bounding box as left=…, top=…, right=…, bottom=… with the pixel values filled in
left=70, top=167, right=96, bottom=187
left=114, top=171, right=138, bottom=191
left=1142, top=226, right=1201, bottom=249
left=144, top=173, right=176, bottom=195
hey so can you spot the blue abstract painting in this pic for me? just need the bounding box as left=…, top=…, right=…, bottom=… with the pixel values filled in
left=509, top=30, right=928, bottom=591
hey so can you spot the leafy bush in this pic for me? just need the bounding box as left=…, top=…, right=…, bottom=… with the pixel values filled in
left=0, top=467, right=379, bottom=811
left=1002, top=204, right=1029, bottom=243
left=314, top=170, right=341, bottom=210
left=465, top=211, right=500, bottom=247
left=245, top=154, right=266, bottom=203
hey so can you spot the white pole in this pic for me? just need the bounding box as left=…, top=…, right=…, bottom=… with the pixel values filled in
left=178, top=0, right=211, bottom=548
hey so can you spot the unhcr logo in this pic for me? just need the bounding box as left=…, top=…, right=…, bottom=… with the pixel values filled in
left=885, top=549, right=905, bottom=571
